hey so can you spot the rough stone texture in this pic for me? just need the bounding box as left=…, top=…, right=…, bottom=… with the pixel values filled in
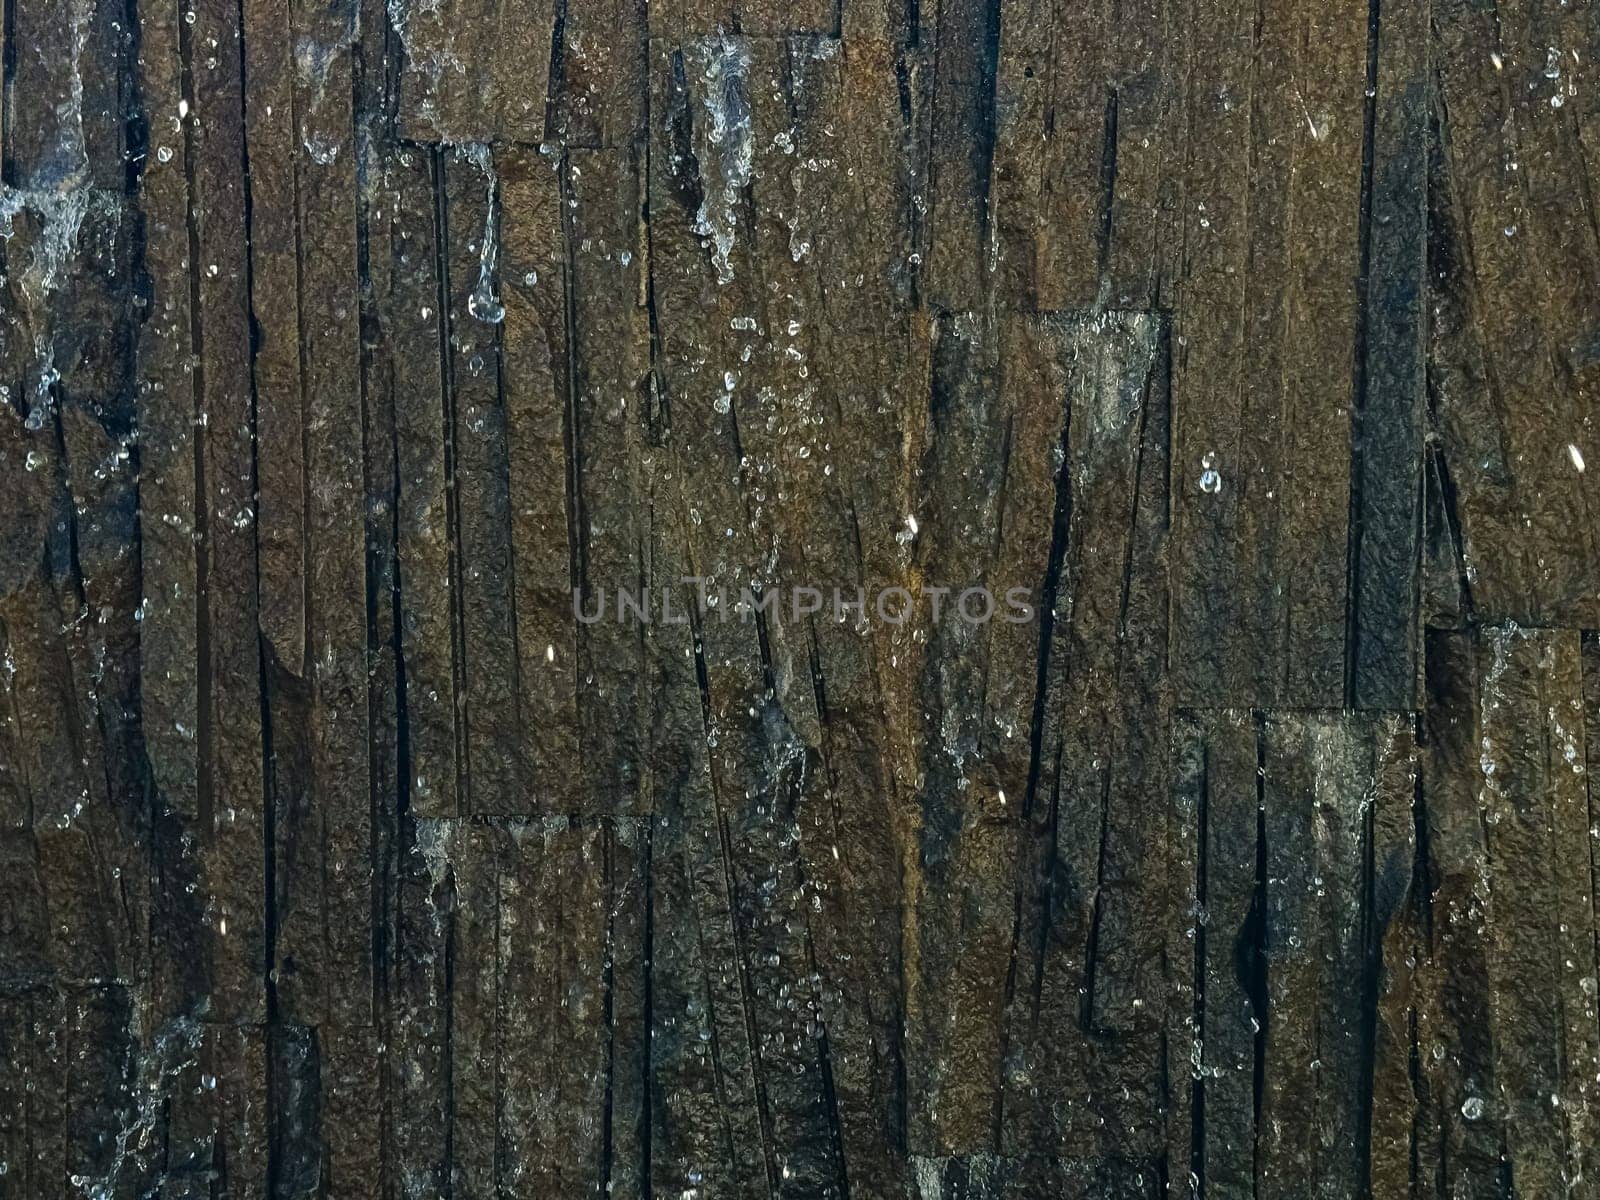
left=0, top=0, right=1597, bottom=1195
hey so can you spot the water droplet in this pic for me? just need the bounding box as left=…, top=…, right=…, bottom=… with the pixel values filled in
left=468, top=287, right=504, bottom=323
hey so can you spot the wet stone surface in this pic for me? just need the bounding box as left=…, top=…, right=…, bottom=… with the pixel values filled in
left=0, top=0, right=1597, bottom=1195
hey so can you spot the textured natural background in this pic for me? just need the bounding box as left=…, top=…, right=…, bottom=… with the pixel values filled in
left=0, top=0, right=1597, bottom=1194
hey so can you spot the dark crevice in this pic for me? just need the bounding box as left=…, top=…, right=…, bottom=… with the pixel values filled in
left=679, top=584, right=774, bottom=1192
left=1095, top=85, right=1119, bottom=293
left=598, top=721, right=618, bottom=1193
left=230, top=0, right=276, bottom=1037
left=1081, top=761, right=1113, bottom=1034
left=483, top=152, right=525, bottom=783
left=121, top=0, right=146, bottom=197
left=0, top=0, right=15, bottom=184
left=544, top=0, right=568, bottom=142
left=383, top=404, right=410, bottom=1200
left=1356, top=738, right=1382, bottom=1200
left=1247, top=718, right=1268, bottom=1152
left=431, top=148, right=469, bottom=817
left=1347, top=0, right=1382, bottom=708
left=433, top=151, right=462, bottom=1188
left=1083, top=344, right=1157, bottom=1033
left=1422, top=434, right=1475, bottom=622
left=441, top=861, right=458, bottom=1198
left=686, top=586, right=715, bottom=732
left=177, top=0, right=212, bottom=852
left=351, top=10, right=393, bottom=1062
left=639, top=823, right=655, bottom=1199
left=974, top=0, right=1002, bottom=262
left=1013, top=382, right=1073, bottom=1015
left=1191, top=741, right=1210, bottom=1198
left=559, top=150, right=588, bottom=725
left=1030, top=750, right=1062, bottom=1021
left=813, top=1019, right=851, bottom=1199
left=641, top=145, right=669, bottom=444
